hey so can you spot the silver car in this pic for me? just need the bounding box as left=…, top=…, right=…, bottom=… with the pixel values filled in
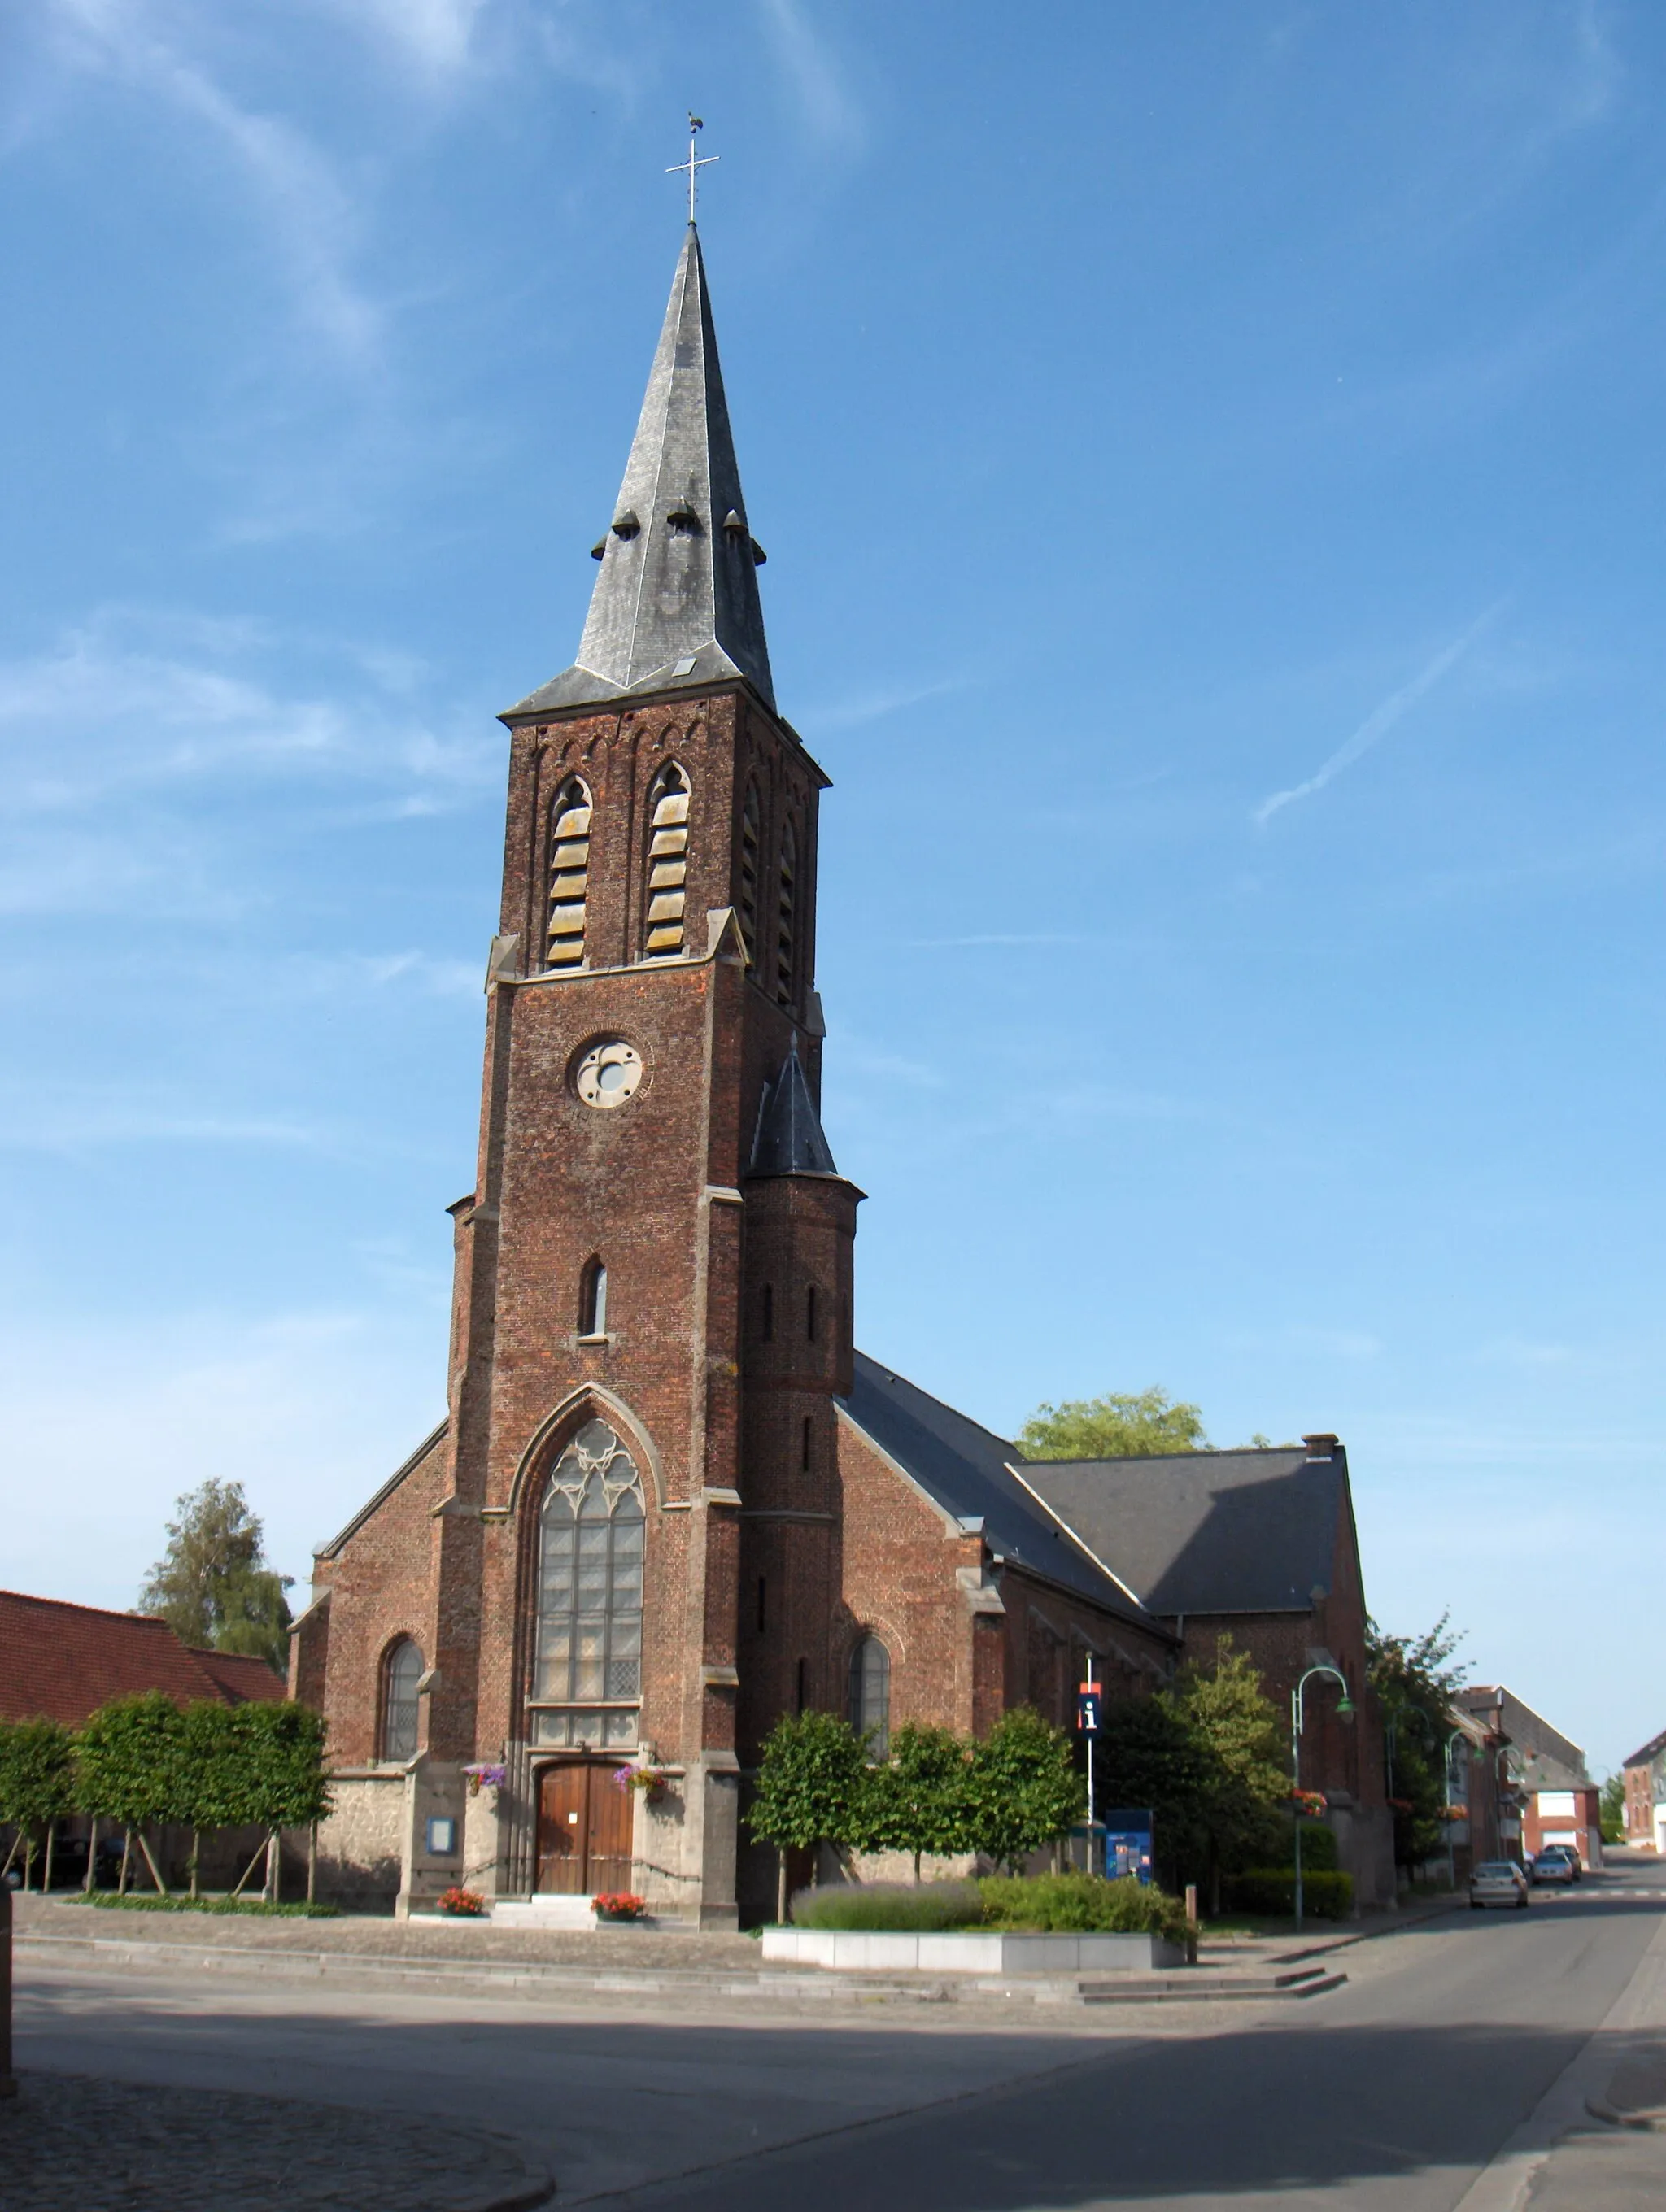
left=1470, top=1860, right=1529, bottom=1909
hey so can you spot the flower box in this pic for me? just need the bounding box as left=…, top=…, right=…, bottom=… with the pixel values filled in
left=593, top=1891, right=648, bottom=1922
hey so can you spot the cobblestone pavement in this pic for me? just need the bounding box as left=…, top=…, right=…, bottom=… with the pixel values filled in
left=0, top=2071, right=552, bottom=2212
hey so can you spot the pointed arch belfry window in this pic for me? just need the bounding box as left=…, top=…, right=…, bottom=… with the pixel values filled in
left=774, top=819, right=797, bottom=1004
left=530, top=1417, right=645, bottom=1750
left=737, top=782, right=761, bottom=968
left=643, top=764, right=689, bottom=958
left=546, top=777, right=592, bottom=970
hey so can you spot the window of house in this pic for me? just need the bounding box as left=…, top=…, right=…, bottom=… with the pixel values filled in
left=738, top=782, right=761, bottom=967
left=801, top=1414, right=813, bottom=1473
left=546, top=777, right=591, bottom=970
left=847, top=1635, right=890, bottom=1755
left=530, top=1417, right=645, bottom=1750
left=644, top=764, right=690, bottom=958
left=578, top=1258, right=608, bottom=1339
left=382, top=1639, right=424, bottom=1762
left=774, top=819, right=796, bottom=1004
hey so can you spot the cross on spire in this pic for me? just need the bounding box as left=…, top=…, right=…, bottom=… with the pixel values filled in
left=666, top=111, right=717, bottom=224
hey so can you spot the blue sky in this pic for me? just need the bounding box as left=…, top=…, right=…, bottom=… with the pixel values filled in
left=2, top=2, right=1660, bottom=1776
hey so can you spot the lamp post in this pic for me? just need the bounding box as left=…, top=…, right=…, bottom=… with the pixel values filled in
left=1292, top=1665, right=1354, bottom=1932
left=1442, top=1730, right=1466, bottom=1892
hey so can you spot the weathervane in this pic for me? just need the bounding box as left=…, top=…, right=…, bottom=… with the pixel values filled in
left=666, top=112, right=717, bottom=224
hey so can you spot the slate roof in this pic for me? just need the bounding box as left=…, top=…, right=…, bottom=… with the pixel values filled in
left=748, top=1046, right=840, bottom=1178
left=0, top=1589, right=285, bottom=1727
left=1016, top=1447, right=1346, bottom=1617
left=506, top=224, right=775, bottom=719
left=1459, top=1687, right=1589, bottom=1790
left=836, top=1356, right=1172, bottom=1637
left=1624, top=1728, right=1666, bottom=1771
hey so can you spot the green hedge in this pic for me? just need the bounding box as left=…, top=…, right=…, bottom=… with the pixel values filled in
left=64, top=1892, right=338, bottom=1918
left=789, top=1872, right=1193, bottom=1943
left=1223, top=1869, right=1354, bottom=1920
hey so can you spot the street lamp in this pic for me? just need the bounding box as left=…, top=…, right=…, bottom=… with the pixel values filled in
left=1292, top=1665, right=1354, bottom=1933
left=1442, top=1730, right=1467, bottom=1892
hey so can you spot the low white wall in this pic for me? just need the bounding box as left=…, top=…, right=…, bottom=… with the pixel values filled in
left=761, top=1928, right=1184, bottom=1973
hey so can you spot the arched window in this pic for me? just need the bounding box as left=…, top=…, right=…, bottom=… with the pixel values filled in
left=546, top=777, right=592, bottom=971
left=737, top=782, right=761, bottom=967
left=531, top=1417, right=645, bottom=1750
left=643, top=764, right=690, bottom=959
left=382, top=1638, right=423, bottom=1762
left=578, top=1258, right=608, bottom=1339
left=847, top=1635, right=890, bottom=1754
left=774, top=819, right=797, bottom=1004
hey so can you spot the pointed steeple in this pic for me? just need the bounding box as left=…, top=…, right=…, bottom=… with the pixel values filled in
left=748, top=1044, right=839, bottom=1178
left=506, top=226, right=774, bottom=719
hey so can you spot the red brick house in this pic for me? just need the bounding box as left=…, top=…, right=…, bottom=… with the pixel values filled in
left=1623, top=1728, right=1666, bottom=1852
left=293, top=220, right=1385, bottom=1924
left=0, top=1589, right=283, bottom=1726
left=1457, top=1686, right=1599, bottom=1869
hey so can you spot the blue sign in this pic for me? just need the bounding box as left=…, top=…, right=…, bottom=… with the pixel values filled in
left=1076, top=1687, right=1102, bottom=1735
left=1101, top=1805, right=1154, bottom=1885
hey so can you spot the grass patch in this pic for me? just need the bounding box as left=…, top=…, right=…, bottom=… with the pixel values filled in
left=787, top=1873, right=1193, bottom=1942
left=61, top=1892, right=339, bottom=1919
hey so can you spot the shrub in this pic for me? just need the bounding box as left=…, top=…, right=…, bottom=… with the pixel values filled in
left=1270, top=1820, right=1339, bottom=1871
left=1223, top=1869, right=1354, bottom=1921
left=65, top=1892, right=338, bottom=1918
left=790, top=1880, right=981, bottom=1932
left=978, top=1873, right=1193, bottom=1944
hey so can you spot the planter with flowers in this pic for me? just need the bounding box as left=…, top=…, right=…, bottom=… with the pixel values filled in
left=462, top=1763, right=507, bottom=1799
left=593, top=1892, right=649, bottom=1924
left=438, top=1886, right=486, bottom=1918
left=612, top=1762, right=674, bottom=1807
left=1288, top=1789, right=1328, bottom=1819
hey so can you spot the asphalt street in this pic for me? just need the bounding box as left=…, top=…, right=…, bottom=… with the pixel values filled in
left=14, top=1866, right=1666, bottom=2209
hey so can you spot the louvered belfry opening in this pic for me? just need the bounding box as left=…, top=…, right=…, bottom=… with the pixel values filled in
left=545, top=777, right=592, bottom=969
left=774, top=819, right=796, bottom=1004
left=644, top=763, right=690, bottom=958
left=738, top=782, right=761, bottom=968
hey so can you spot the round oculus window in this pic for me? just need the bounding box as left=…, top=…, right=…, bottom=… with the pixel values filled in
left=574, top=1039, right=643, bottom=1109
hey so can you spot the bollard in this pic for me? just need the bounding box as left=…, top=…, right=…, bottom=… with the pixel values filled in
left=0, top=1878, right=15, bottom=2097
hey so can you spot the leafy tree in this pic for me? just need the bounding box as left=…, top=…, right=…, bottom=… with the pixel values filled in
left=1093, top=1692, right=1214, bottom=1887
left=221, top=1702, right=333, bottom=1901
left=1599, top=1773, right=1626, bottom=1846
left=137, top=1478, right=294, bottom=1674
left=1020, top=1389, right=1210, bottom=1459
left=859, top=1723, right=972, bottom=1880
left=0, top=1719, right=76, bottom=1891
left=1368, top=1612, right=1468, bottom=1875
left=1169, top=1639, right=1289, bottom=1911
left=76, top=1692, right=191, bottom=1892
left=746, top=1712, right=874, bottom=1921
left=965, top=1707, right=1084, bottom=1875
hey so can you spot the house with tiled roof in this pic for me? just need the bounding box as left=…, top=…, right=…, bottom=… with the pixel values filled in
left=0, top=1589, right=284, bottom=1727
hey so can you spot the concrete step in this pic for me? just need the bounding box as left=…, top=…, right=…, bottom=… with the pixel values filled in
left=1079, top=1965, right=1346, bottom=2004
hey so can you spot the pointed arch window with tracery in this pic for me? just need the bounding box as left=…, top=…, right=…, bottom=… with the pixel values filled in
left=643, top=763, right=689, bottom=958
left=546, top=777, right=592, bottom=970
left=529, top=1417, right=644, bottom=1748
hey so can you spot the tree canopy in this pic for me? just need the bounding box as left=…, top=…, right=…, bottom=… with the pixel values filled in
left=1019, top=1389, right=1210, bottom=1459
left=137, top=1478, right=294, bottom=1672
left=1367, top=1611, right=1469, bottom=1870
left=964, top=1707, right=1084, bottom=1874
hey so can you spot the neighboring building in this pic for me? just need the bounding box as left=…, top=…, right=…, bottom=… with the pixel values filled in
left=0, top=1588, right=284, bottom=1726
left=1622, top=1730, right=1666, bottom=1851
left=1440, top=1705, right=1508, bottom=1877
left=1016, top=1435, right=1394, bottom=1909
left=293, top=218, right=1391, bottom=1925
left=1458, top=1686, right=1600, bottom=1869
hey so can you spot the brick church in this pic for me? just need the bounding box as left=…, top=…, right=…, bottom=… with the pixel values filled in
left=291, top=220, right=1393, bottom=1923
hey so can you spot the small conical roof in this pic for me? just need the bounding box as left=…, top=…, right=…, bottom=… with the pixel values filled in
left=748, top=1045, right=839, bottom=1178
left=506, top=225, right=774, bottom=719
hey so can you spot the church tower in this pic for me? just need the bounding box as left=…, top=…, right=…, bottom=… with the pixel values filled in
left=419, top=221, right=858, bottom=1922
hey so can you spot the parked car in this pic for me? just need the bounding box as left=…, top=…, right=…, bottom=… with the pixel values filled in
left=1470, top=1861, right=1529, bottom=1910
left=1530, top=1846, right=1581, bottom=1886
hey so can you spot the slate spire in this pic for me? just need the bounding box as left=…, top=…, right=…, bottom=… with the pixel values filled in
left=507, top=224, right=774, bottom=719
left=748, top=1043, right=840, bottom=1178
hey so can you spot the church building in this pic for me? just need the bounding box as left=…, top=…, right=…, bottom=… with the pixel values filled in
left=291, top=220, right=1393, bottom=1923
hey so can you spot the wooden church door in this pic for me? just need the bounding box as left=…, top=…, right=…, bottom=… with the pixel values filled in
left=534, top=1761, right=631, bottom=1894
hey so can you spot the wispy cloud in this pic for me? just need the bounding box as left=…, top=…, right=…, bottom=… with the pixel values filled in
left=806, top=673, right=970, bottom=735
left=1253, top=603, right=1504, bottom=826
left=754, top=0, right=862, bottom=150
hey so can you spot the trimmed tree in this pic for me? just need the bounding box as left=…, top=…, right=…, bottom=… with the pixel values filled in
left=1168, top=1639, right=1289, bottom=1911
left=0, top=1720, right=77, bottom=1892
left=76, top=1692, right=190, bottom=1893
left=745, top=1711, right=874, bottom=1922
left=221, top=1702, right=333, bottom=1902
left=859, top=1723, right=972, bottom=1882
left=965, top=1707, right=1084, bottom=1875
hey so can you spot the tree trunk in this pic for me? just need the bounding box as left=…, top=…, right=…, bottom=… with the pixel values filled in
left=264, top=1829, right=279, bottom=1905
left=189, top=1831, right=201, bottom=1901
left=776, top=1849, right=787, bottom=1927
left=135, top=1830, right=168, bottom=1896
left=307, top=1822, right=317, bottom=1906
left=83, top=1817, right=98, bottom=1893
left=913, top=1848, right=922, bottom=1885
left=0, top=1833, right=20, bottom=1881
left=21, top=1836, right=34, bottom=1895
left=119, top=1830, right=133, bottom=1894
left=229, top=1841, right=266, bottom=1900
left=43, top=1822, right=56, bottom=1895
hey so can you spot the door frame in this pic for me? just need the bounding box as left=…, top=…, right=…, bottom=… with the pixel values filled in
left=532, top=1756, right=634, bottom=1896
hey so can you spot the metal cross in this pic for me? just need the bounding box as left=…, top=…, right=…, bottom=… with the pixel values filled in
left=666, top=112, right=717, bottom=223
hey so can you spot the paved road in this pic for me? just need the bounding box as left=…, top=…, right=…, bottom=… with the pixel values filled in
left=15, top=1869, right=1666, bottom=2208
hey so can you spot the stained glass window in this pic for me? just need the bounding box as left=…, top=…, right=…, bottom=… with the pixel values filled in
left=533, top=1418, right=645, bottom=1709
left=382, top=1638, right=423, bottom=1762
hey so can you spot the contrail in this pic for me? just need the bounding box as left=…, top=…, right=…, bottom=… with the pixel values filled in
left=1254, top=603, right=1504, bottom=827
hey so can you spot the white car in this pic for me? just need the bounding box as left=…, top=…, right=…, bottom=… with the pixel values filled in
left=1470, top=1861, right=1529, bottom=1910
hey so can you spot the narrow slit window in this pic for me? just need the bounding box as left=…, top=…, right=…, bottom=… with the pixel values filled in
left=774, top=819, right=797, bottom=1004
left=762, top=1284, right=774, bottom=1342
left=738, top=783, right=761, bottom=967
left=578, top=1257, right=608, bottom=1339
left=757, top=1577, right=767, bottom=1634
left=546, top=777, right=592, bottom=970
left=801, top=1415, right=813, bottom=1473
left=644, top=763, right=690, bottom=959
left=806, top=1285, right=818, bottom=1342
left=847, top=1636, right=890, bottom=1755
